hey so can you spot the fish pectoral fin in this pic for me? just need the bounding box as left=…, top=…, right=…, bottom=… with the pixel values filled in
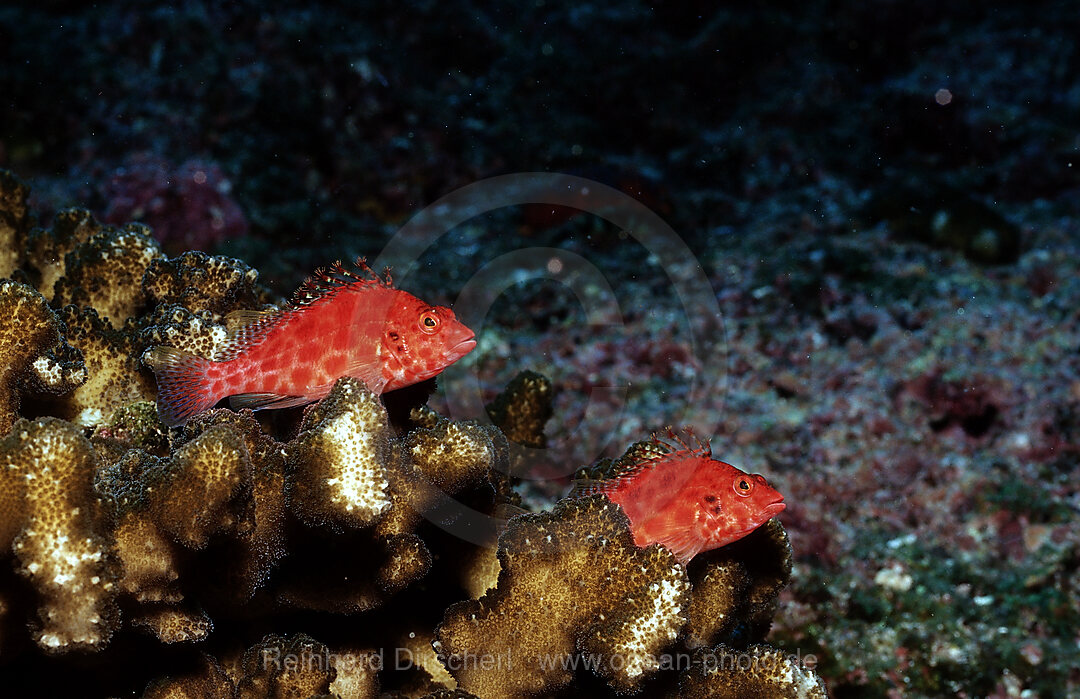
left=649, top=523, right=703, bottom=566
left=344, top=358, right=389, bottom=394
left=229, top=392, right=315, bottom=411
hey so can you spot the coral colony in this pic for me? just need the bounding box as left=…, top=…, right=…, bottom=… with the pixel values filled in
left=0, top=169, right=823, bottom=696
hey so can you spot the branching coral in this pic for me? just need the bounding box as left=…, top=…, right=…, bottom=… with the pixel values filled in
left=485, top=370, right=553, bottom=449
left=53, top=304, right=157, bottom=426
left=678, top=643, right=827, bottom=698
left=137, top=303, right=234, bottom=366
left=0, top=170, right=818, bottom=698
left=135, top=252, right=273, bottom=372
left=144, top=633, right=383, bottom=699
left=141, top=654, right=236, bottom=699
left=25, top=207, right=102, bottom=298
left=184, top=409, right=288, bottom=600
left=286, top=400, right=431, bottom=600
left=142, top=251, right=268, bottom=317
left=0, top=280, right=87, bottom=433
left=286, top=377, right=393, bottom=530
left=147, top=424, right=254, bottom=549
left=236, top=633, right=338, bottom=698
left=0, top=169, right=31, bottom=279
left=435, top=495, right=691, bottom=697
left=0, top=417, right=118, bottom=652
left=52, top=224, right=165, bottom=328
left=131, top=605, right=214, bottom=644
left=278, top=378, right=508, bottom=613
left=684, top=518, right=793, bottom=649
left=378, top=408, right=509, bottom=538
left=94, top=421, right=255, bottom=617
left=4, top=196, right=210, bottom=430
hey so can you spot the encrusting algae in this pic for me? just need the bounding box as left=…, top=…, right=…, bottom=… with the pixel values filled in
left=0, top=169, right=826, bottom=698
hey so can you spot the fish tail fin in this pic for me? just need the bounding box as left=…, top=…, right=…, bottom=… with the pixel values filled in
left=142, top=346, right=220, bottom=426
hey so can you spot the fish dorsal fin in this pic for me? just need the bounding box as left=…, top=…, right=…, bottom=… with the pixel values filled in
left=609, top=428, right=711, bottom=481
left=569, top=467, right=614, bottom=497
left=290, top=256, right=393, bottom=309
left=654, top=426, right=712, bottom=459
left=215, top=307, right=288, bottom=362
left=602, top=444, right=680, bottom=491
left=570, top=440, right=669, bottom=494
left=225, top=308, right=277, bottom=333
left=211, top=258, right=395, bottom=363
left=569, top=428, right=711, bottom=496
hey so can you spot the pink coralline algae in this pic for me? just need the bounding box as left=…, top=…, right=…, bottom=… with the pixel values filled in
left=102, top=154, right=248, bottom=254
left=895, top=370, right=1007, bottom=439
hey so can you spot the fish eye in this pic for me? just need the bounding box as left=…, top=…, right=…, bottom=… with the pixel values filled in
left=420, top=312, right=440, bottom=333
left=733, top=478, right=754, bottom=497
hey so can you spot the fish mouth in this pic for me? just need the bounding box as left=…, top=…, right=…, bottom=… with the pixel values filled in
left=452, top=337, right=477, bottom=355
left=729, top=502, right=786, bottom=542
left=762, top=500, right=786, bottom=519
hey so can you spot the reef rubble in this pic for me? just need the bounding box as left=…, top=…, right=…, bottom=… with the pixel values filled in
left=0, top=170, right=823, bottom=697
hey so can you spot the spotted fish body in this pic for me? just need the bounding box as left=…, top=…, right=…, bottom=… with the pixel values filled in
left=144, top=260, right=476, bottom=426
left=573, top=433, right=786, bottom=564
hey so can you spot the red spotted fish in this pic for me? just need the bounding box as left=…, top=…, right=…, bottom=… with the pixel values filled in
left=143, top=259, right=476, bottom=426
left=572, top=431, right=786, bottom=564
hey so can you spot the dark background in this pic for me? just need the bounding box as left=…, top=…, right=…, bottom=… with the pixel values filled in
left=2, top=2, right=1079, bottom=696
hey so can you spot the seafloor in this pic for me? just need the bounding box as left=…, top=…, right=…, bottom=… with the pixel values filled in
left=1, top=1, right=1078, bottom=697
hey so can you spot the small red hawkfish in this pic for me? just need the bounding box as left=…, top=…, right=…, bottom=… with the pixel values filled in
left=143, top=258, right=476, bottom=426
left=572, top=431, right=785, bottom=564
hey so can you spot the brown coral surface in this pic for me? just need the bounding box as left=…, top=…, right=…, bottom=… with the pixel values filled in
left=0, top=170, right=817, bottom=698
